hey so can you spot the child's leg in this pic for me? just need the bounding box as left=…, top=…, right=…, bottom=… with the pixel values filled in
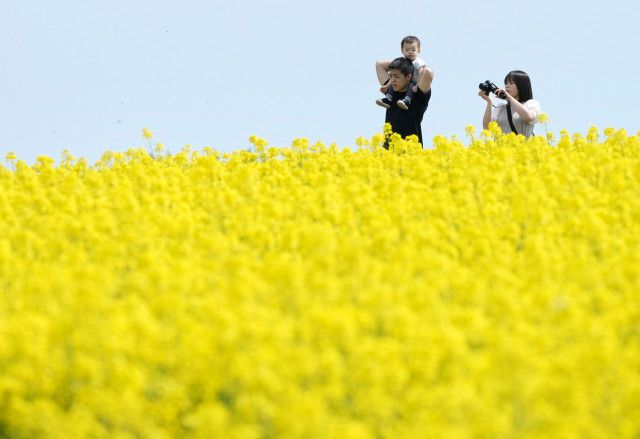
left=397, top=81, right=415, bottom=110
left=405, top=81, right=415, bottom=101
left=384, top=86, right=394, bottom=101
left=376, top=79, right=394, bottom=109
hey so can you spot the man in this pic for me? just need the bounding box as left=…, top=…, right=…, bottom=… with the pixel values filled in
left=375, top=57, right=434, bottom=148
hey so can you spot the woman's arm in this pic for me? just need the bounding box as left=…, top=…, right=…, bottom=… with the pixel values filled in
left=496, top=88, right=536, bottom=123
left=478, top=91, right=493, bottom=129
left=508, top=98, right=535, bottom=124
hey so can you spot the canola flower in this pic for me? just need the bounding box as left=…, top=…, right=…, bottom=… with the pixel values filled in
left=1, top=124, right=640, bottom=438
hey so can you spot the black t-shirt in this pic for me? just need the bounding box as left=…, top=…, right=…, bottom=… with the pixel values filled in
left=384, top=87, right=432, bottom=147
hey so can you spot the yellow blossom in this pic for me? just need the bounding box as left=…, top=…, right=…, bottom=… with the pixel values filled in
left=538, top=112, right=549, bottom=124
left=587, top=126, right=599, bottom=143
left=0, top=125, right=639, bottom=437
left=465, top=125, right=477, bottom=136
left=546, top=131, right=556, bottom=144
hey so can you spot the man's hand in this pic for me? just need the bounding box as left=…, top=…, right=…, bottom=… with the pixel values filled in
left=380, top=83, right=390, bottom=94
left=416, top=66, right=434, bottom=94
left=376, top=60, right=392, bottom=85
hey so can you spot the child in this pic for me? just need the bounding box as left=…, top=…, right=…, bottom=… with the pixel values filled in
left=376, top=35, right=426, bottom=110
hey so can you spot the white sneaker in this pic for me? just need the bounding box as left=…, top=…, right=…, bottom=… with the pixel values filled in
left=376, top=98, right=391, bottom=109
left=397, top=99, right=409, bottom=110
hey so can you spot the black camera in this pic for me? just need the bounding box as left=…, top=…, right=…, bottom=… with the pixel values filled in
left=479, top=80, right=506, bottom=98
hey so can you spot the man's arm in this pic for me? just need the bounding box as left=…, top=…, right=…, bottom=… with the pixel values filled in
left=416, top=66, right=434, bottom=94
left=375, top=60, right=391, bottom=85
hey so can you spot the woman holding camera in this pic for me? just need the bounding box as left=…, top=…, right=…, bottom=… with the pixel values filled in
left=478, top=70, right=541, bottom=138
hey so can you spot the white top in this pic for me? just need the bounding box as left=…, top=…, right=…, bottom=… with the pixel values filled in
left=491, top=99, right=541, bottom=138
left=412, top=57, right=426, bottom=82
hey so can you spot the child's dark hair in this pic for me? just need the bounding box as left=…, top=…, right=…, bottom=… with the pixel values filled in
left=388, top=57, right=414, bottom=77
left=504, top=70, right=533, bottom=103
left=401, top=35, right=421, bottom=49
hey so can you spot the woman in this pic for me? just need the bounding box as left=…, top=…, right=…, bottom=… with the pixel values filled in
left=479, top=70, right=541, bottom=138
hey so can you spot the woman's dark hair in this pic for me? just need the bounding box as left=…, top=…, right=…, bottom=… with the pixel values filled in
left=388, top=57, right=414, bottom=77
left=504, top=70, right=533, bottom=103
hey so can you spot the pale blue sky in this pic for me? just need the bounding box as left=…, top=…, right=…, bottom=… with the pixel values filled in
left=1, top=1, right=638, bottom=164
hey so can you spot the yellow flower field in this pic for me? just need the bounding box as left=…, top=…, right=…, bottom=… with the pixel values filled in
left=1, top=124, right=640, bottom=438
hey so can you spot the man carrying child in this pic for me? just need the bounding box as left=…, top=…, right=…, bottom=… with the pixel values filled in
left=375, top=36, right=434, bottom=147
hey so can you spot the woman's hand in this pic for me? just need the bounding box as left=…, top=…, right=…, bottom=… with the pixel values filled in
left=478, top=90, right=492, bottom=103
left=494, top=88, right=513, bottom=101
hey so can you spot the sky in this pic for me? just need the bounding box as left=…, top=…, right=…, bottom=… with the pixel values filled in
left=1, top=0, right=639, bottom=164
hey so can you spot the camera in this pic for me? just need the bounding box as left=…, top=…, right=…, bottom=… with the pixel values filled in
left=479, top=80, right=506, bottom=99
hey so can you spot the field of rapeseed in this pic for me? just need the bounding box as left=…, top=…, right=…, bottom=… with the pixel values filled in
left=1, top=123, right=640, bottom=438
